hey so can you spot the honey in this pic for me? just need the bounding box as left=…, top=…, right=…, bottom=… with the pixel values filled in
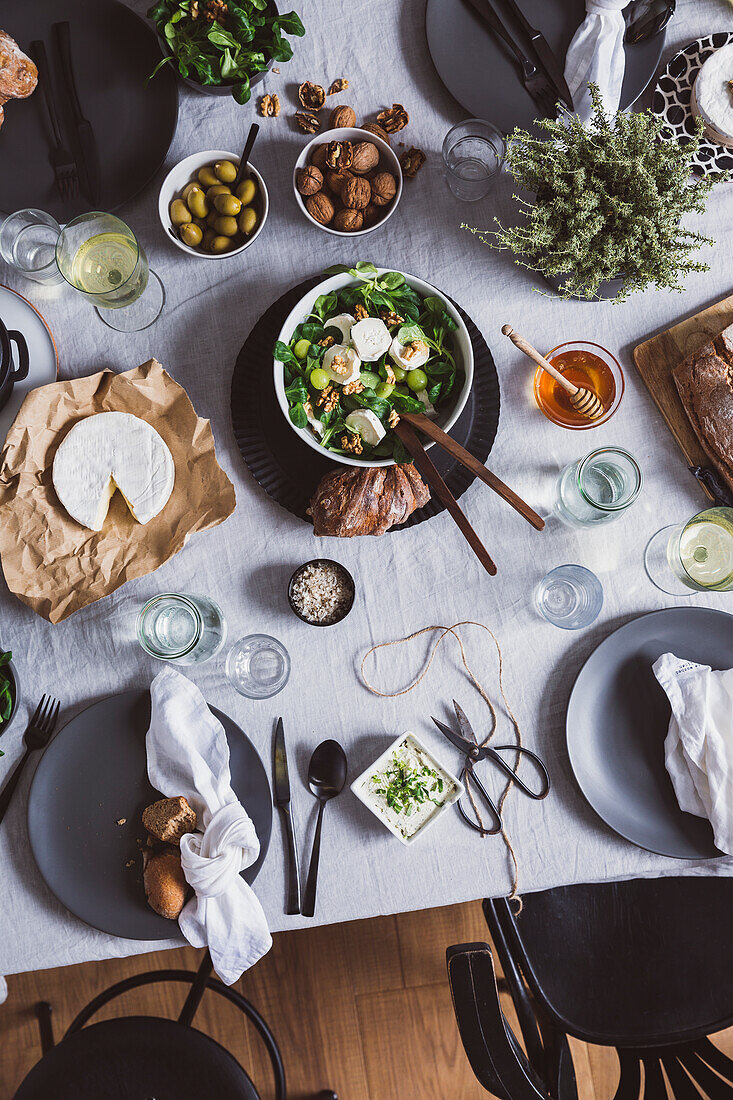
left=535, top=346, right=619, bottom=429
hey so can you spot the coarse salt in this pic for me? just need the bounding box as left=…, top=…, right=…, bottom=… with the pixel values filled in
left=291, top=562, right=352, bottom=624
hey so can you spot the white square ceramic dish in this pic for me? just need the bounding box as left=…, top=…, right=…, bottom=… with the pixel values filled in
left=351, top=731, right=464, bottom=846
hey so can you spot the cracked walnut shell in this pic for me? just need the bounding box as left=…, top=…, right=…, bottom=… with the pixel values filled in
left=295, top=111, right=320, bottom=133
left=328, top=78, right=349, bottom=95
left=325, top=140, right=353, bottom=169
left=342, top=175, right=371, bottom=211
left=305, top=192, right=335, bottom=225
left=333, top=208, right=364, bottom=232
left=351, top=141, right=380, bottom=175
left=376, top=103, right=409, bottom=133
left=298, top=81, right=325, bottom=110
left=400, top=147, right=426, bottom=178
left=371, top=171, right=397, bottom=206
left=296, top=165, right=323, bottom=196
left=329, top=104, right=356, bottom=129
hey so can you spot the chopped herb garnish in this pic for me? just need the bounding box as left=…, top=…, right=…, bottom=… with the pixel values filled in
left=370, top=754, right=445, bottom=817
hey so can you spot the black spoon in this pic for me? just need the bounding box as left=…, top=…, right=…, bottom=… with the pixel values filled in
left=302, top=739, right=347, bottom=918
left=232, top=122, right=260, bottom=194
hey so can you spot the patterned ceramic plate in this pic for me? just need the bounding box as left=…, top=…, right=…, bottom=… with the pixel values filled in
left=653, top=32, right=733, bottom=178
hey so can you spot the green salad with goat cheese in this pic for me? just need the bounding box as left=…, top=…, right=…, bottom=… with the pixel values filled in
left=274, top=263, right=464, bottom=462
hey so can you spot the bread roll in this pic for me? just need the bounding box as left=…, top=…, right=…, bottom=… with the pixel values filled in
left=143, top=849, right=188, bottom=920
left=0, top=32, right=38, bottom=100
left=142, top=795, right=197, bottom=846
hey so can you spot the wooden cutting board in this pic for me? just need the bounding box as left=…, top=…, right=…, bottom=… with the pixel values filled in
left=633, top=292, right=733, bottom=499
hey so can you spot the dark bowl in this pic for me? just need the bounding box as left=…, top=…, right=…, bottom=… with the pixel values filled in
left=0, top=318, right=30, bottom=413
left=288, top=559, right=356, bottom=627
left=0, top=660, right=20, bottom=736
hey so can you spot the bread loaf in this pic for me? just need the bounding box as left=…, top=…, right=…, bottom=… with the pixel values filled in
left=672, top=323, right=733, bottom=495
left=0, top=32, right=38, bottom=129
left=307, top=464, right=430, bottom=537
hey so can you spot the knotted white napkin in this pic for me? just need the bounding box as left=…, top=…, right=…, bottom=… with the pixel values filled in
left=653, top=653, right=733, bottom=855
left=564, top=0, right=631, bottom=123
left=146, top=667, right=272, bottom=984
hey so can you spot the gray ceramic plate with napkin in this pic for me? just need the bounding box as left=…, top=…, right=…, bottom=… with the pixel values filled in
left=27, top=690, right=272, bottom=940
left=566, top=606, right=733, bottom=860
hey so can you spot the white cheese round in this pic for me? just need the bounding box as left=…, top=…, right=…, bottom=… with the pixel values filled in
left=323, top=313, right=356, bottom=343
left=389, top=335, right=430, bottom=370
left=416, top=389, right=437, bottom=419
left=345, top=409, right=386, bottom=445
left=323, top=344, right=361, bottom=384
left=692, top=43, right=733, bottom=146
left=350, top=318, right=392, bottom=362
left=52, top=412, right=175, bottom=531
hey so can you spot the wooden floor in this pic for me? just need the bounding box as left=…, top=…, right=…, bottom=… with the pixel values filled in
left=2, top=899, right=732, bottom=1098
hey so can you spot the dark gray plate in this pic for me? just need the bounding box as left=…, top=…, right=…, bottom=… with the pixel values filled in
left=27, top=690, right=272, bottom=940
left=566, top=607, right=733, bottom=860
left=425, top=0, right=666, bottom=134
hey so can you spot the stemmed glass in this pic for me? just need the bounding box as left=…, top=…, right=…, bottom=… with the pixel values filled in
left=644, top=507, right=733, bottom=595
left=55, top=212, right=164, bottom=331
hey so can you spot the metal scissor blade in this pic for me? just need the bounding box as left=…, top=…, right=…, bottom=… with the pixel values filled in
left=431, top=716, right=475, bottom=757
left=453, top=700, right=479, bottom=744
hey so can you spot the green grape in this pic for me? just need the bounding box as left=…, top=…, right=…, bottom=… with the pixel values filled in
left=407, top=368, right=428, bottom=392
left=294, top=338, right=311, bottom=360
left=310, top=368, right=329, bottom=390
left=392, top=365, right=407, bottom=382
left=375, top=382, right=394, bottom=399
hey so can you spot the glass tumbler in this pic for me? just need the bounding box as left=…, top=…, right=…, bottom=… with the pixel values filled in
left=0, top=209, right=64, bottom=285
left=226, top=635, right=291, bottom=699
left=137, top=593, right=227, bottom=665
left=555, top=447, right=642, bottom=527
left=536, top=565, right=604, bottom=630
left=442, top=119, right=506, bottom=201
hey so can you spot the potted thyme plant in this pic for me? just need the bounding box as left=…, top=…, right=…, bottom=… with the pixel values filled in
left=465, top=85, right=724, bottom=301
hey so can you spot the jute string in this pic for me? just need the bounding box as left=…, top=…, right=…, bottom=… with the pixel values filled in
left=360, top=621, right=524, bottom=911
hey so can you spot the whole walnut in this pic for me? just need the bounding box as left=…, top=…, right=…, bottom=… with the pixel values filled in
left=329, top=104, right=356, bottom=129
left=296, top=165, right=323, bottom=196
left=305, top=192, right=335, bottom=225
left=371, top=171, right=397, bottom=206
left=362, top=203, right=380, bottom=225
left=310, top=144, right=329, bottom=171
left=342, top=175, right=371, bottom=211
left=334, top=208, right=364, bottom=232
left=361, top=122, right=390, bottom=146
left=326, top=168, right=354, bottom=196
left=351, top=141, right=380, bottom=175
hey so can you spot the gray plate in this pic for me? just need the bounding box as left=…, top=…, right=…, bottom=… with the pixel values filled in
left=566, top=607, right=733, bottom=860
left=425, top=0, right=666, bottom=134
left=27, top=690, right=272, bottom=940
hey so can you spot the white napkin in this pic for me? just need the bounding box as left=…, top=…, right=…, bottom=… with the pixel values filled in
left=564, top=0, right=631, bottom=123
left=653, top=653, right=733, bottom=855
left=146, top=667, right=272, bottom=984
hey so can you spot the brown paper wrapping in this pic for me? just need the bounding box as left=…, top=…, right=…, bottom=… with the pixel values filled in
left=0, top=359, right=236, bottom=623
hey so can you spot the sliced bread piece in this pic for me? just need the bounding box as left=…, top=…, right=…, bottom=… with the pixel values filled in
left=672, top=324, right=733, bottom=496
left=142, top=795, right=197, bottom=846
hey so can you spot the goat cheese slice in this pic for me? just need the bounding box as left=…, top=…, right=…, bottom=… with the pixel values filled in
left=389, top=335, right=430, bottom=370
left=345, top=409, right=386, bottom=445
left=416, top=389, right=437, bottom=419
left=323, top=313, right=356, bottom=343
left=52, top=411, right=175, bottom=530
left=692, top=43, right=733, bottom=146
left=351, top=318, right=392, bottom=362
left=323, top=344, right=361, bottom=384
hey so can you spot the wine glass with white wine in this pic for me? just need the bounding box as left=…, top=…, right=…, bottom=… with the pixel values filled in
left=55, top=212, right=164, bottom=332
left=644, top=507, right=733, bottom=595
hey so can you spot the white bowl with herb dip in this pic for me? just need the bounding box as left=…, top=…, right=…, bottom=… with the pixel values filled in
left=351, top=732, right=463, bottom=845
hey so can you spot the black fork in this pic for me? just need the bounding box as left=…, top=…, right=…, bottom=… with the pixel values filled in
left=0, top=695, right=61, bottom=826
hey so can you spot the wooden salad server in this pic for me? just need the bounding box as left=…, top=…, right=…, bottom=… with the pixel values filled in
left=399, top=411, right=545, bottom=531
left=502, top=324, right=605, bottom=420
left=393, top=419, right=497, bottom=577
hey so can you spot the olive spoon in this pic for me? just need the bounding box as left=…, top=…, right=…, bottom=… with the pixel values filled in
left=301, top=739, right=348, bottom=918
left=232, top=122, right=260, bottom=194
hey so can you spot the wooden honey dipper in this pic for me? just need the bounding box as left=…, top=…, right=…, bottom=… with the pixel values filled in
left=501, top=325, right=605, bottom=421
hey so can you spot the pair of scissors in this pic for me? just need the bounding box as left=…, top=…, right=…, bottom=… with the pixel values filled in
left=432, top=700, right=550, bottom=835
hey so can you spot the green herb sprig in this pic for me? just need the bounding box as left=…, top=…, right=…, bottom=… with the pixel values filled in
left=464, top=84, right=726, bottom=301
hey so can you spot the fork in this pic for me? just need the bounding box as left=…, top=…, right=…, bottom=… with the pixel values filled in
left=30, top=40, right=79, bottom=204
left=0, top=695, right=61, bottom=826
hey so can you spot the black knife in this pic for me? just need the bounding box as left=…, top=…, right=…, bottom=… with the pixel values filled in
left=52, top=21, right=101, bottom=206
left=273, top=718, right=301, bottom=915
left=498, top=0, right=574, bottom=111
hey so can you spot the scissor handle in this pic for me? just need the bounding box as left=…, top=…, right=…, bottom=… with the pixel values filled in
left=459, top=763, right=503, bottom=835
left=485, top=745, right=550, bottom=800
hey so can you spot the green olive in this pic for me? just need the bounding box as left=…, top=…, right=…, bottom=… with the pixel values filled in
left=206, top=184, right=231, bottom=200
left=180, top=222, right=203, bottom=248
left=205, top=210, right=218, bottom=228
left=181, top=181, right=199, bottom=201
left=192, top=216, right=207, bottom=230
left=198, top=165, right=219, bottom=188
left=236, top=178, right=256, bottom=205
left=238, top=206, right=258, bottom=235
left=169, top=198, right=192, bottom=226
left=201, top=229, right=217, bottom=252
left=215, top=159, right=238, bottom=183
left=186, top=189, right=209, bottom=219
left=213, top=215, right=238, bottom=237
left=211, top=235, right=234, bottom=254
left=214, top=193, right=242, bottom=217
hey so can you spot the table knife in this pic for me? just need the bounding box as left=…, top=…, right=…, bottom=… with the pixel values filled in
left=52, top=21, right=101, bottom=206
left=273, top=718, right=301, bottom=915
left=498, top=0, right=574, bottom=111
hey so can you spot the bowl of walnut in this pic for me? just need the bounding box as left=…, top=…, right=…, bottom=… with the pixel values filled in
left=293, top=127, right=403, bottom=236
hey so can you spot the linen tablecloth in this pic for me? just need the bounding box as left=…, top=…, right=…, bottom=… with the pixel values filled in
left=0, top=0, right=731, bottom=980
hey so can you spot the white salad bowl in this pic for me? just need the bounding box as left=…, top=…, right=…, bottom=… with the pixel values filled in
left=351, top=731, right=464, bottom=846
left=273, top=268, right=474, bottom=468
left=293, top=127, right=403, bottom=237
left=158, top=149, right=269, bottom=259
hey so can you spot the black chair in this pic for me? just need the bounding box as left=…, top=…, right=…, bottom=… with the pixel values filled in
left=14, top=951, right=338, bottom=1100
left=447, top=877, right=733, bottom=1099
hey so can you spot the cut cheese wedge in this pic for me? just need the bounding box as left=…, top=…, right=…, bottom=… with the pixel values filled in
left=52, top=412, right=175, bottom=530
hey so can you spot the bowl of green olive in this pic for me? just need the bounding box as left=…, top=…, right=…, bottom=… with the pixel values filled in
left=158, top=149, right=269, bottom=258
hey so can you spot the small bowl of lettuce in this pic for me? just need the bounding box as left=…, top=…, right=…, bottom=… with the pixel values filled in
left=148, top=0, right=304, bottom=104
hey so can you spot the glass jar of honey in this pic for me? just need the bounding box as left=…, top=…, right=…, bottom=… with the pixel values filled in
left=534, top=341, right=624, bottom=429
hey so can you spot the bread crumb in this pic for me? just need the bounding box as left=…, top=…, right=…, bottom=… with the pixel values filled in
left=125, top=859, right=135, bottom=868
left=116, top=818, right=127, bottom=826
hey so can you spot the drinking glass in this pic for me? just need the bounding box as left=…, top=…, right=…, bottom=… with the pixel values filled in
left=442, top=119, right=505, bottom=201
left=555, top=447, right=642, bottom=527
left=226, top=635, right=291, bottom=699
left=55, top=211, right=165, bottom=331
left=536, top=565, right=604, bottom=629
left=0, top=209, right=64, bottom=286
left=644, top=507, right=733, bottom=595
left=137, top=593, right=227, bottom=665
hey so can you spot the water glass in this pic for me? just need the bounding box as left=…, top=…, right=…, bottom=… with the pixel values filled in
left=442, top=119, right=505, bottom=201
left=137, top=593, right=227, bottom=665
left=0, top=209, right=64, bottom=286
left=555, top=447, right=642, bottom=527
left=536, top=565, right=604, bottom=630
left=226, top=635, right=291, bottom=699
